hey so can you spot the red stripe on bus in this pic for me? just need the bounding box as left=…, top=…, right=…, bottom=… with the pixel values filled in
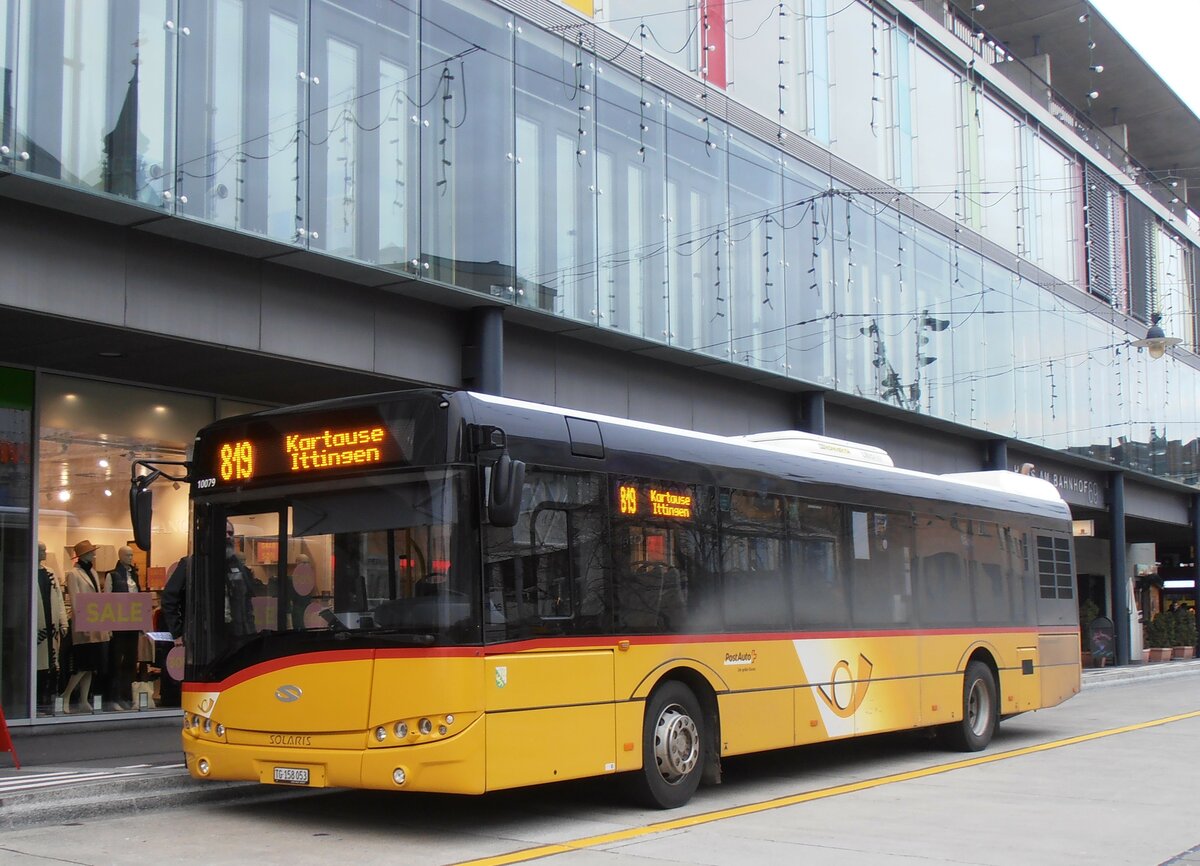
left=182, top=625, right=1076, bottom=692
left=181, top=647, right=482, bottom=692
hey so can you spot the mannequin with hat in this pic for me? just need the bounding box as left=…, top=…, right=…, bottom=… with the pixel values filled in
left=61, top=539, right=112, bottom=712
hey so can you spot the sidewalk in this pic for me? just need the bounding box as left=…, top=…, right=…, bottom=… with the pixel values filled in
left=0, top=714, right=295, bottom=829
left=2, top=658, right=1198, bottom=829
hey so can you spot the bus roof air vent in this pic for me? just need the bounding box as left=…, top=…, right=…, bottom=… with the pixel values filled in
left=738, top=431, right=894, bottom=467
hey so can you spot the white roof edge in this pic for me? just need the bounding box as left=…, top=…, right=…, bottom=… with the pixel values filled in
left=940, top=470, right=1065, bottom=504
left=469, top=393, right=1066, bottom=506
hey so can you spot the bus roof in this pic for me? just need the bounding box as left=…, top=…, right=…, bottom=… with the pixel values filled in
left=465, top=391, right=1070, bottom=522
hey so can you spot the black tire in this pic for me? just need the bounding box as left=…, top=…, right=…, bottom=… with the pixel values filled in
left=629, top=681, right=705, bottom=809
left=941, top=660, right=998, bottom=752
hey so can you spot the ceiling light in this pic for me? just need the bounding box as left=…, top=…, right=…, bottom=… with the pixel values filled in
left=57, top=490, right=71, bottom=503
left=1090, top=64, right=1104, bottom=73
left=104, top=489, right=113, bottom=497
left=98, top=459, right=109, bottom=468
left=1087, top=90, right=1100, bottom=100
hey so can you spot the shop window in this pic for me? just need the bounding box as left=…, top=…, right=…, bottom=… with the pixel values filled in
left=36, top=375, right=213, bottom=717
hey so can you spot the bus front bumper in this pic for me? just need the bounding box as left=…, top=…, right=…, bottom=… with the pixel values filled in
left=181, top=718, right=486, bottom=794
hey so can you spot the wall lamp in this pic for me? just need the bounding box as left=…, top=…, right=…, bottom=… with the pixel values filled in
left=1131, top=313, right=1182, bottom=359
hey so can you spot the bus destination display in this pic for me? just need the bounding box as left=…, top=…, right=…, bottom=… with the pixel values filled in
left=617, top=481, right=693, bottom=519
left=203, top=421, right=405, bottom=488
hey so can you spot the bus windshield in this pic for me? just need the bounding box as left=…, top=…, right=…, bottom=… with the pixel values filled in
left=189, top=468, right=478, bottom=677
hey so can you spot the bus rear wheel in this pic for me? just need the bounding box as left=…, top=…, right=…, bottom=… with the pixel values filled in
left=941, top=660, right=997, bottom=752
left=631, top=681, right=705, bottom=809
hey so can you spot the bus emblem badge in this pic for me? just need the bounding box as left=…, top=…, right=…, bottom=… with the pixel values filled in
left=274, top=684, right=303, bottom=703
left=495, top=666, right=507, bottom=688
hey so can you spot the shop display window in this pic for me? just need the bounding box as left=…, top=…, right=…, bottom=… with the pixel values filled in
left=35, top=376, right=214, bottom=717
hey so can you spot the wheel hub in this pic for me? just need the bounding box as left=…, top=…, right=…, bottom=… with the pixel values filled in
left=967, top=679, right=991, bottom=736
left=653, top=704, right=700, bottom=784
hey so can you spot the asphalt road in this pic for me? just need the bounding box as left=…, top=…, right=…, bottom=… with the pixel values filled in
left=2, top=672, right=1198, bottom=866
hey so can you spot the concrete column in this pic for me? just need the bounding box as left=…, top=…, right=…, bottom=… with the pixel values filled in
left=1108, top=472, right=1130, bottom=666
left=794, top=391, right=826, bottom=435
left=462, top=306, right=504, bottom=396
left=1192, top=494, right=1200, bottom=652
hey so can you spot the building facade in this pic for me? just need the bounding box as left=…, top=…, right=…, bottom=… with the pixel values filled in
left=1, top=0, right=1198, bottom=725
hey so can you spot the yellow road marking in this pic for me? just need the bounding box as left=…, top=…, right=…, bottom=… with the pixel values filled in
left=454, top=709, right=1200, bottom=866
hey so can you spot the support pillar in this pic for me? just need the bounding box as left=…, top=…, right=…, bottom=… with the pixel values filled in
left=984, top=439, right=1008, bottom=471
left=1192, top=494, right=1200, bottom=652
left=462, top=306, right=504, bottom=396
left=795, top=391, right=826, bottom=436
left=1108, top=472, right=1130, bottom=666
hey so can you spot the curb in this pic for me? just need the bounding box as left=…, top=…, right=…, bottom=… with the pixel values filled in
left=0, top=771, right=321, bottom=831
left=1082, top=658, right=1200, bottom=689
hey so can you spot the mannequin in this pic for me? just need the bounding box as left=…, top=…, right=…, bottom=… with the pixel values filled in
left=109, top=546, right=140, bottom=593
left=61, top=540, right=112, bottom=712
left=107, top=546, right=140, bottom=708
left=35, top=542, right=69, bottom=712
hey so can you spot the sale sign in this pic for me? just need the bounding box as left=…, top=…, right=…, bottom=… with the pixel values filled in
left=73, top=592, right=155, bottom=632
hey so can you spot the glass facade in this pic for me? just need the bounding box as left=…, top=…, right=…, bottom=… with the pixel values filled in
left=0, top=0, right=1198, bottom=486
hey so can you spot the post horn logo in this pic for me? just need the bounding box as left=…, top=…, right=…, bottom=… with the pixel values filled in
left=815, top=654, right=874, bottom=718
left=274, top=684, right=303, bottom=703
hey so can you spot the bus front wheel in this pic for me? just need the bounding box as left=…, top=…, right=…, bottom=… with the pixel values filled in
left=941, top=660, right=997, bottom=752
left=631, top=681, right=705, bottom=809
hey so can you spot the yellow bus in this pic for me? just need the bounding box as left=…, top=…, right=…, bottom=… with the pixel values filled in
left=131, top=389, right=1080, bottom=808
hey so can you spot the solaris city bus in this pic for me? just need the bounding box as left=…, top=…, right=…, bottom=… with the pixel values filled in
left=130, top=389, right=1080, bottom=808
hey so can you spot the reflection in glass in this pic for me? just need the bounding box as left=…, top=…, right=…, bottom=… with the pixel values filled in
left=1, top=0, right=13, bottom=159
left=420, top=0, right=514, bottom=295
left=595, top=66, right=667, bottom=341
left=515, top=25, right=597, bottom=320
left=978, top=260, right=1015, bottom=436
left=667, top=104, right=728, bottom=357
left=783, top=161, right=833, bottom=385
left=728, top=132, right=784, bottom=372
left=17, top=0, right=175, bottom=206
left=837, top=196, right=880, bottom=401
left=177, top=0, right=307, bottom=241
left=307, top=0, right=418, bottom=267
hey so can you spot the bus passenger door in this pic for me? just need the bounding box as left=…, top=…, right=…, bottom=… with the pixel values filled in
left=480, top=477, right=617, bottom=790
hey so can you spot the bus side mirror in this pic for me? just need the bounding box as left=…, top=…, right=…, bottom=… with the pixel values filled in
left=130, top=478, right=154, bottom=552
left=488, top=453, right=525, bottom=528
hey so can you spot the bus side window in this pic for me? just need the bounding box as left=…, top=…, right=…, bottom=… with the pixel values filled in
left=849, top=509, right=914, bottom=627
left=788, top=499, right=848, bottom=628
left=721, top=490, right=789, bottom=630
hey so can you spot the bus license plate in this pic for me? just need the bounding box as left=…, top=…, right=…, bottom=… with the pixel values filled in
left=273, top=767, right=309, bottom=785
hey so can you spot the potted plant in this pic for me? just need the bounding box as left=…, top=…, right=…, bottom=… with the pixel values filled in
left=1146, top=613, right=1175, bottom=662
left=1174, top=607, right=1197, bottom=660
